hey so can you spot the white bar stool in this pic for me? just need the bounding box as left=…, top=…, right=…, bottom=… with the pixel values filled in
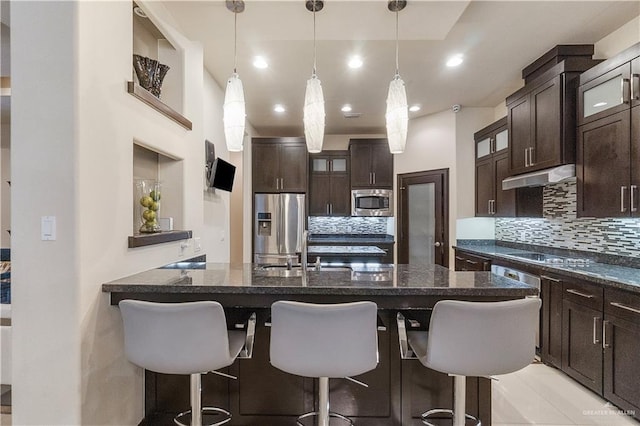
left=119, top=300, right=255, bottom=426
left=270, top=301, right=379, bottom=426
left=406, top=298, right=541, bottom=426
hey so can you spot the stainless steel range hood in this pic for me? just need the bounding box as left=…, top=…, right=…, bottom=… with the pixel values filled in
left=502, top=164, right=575, bottom=190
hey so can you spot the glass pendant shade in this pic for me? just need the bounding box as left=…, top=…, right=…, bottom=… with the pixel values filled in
left=223, top=73, right=246, bottom=152
left=385, top=75, right=408, bottom=154
left=303, top=75, right=325, bottom=153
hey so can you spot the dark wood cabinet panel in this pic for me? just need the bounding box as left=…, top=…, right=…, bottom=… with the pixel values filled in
left=309, top=152, right=350, bottom=216
left=632, top=106, right=639, bottom=216
left=508, top=95, right=531, bottom=174
left=540, top=274, right=563, bottom=368
left=633, top=57, right=640, bottom=109
left=494, top=153, right=516, bottom=217
left=252, top=138, right=308, bottom=193
left=475, top=158, right=493, bottom=217
left=531, top=76, right=562, bottom=170
left=603, top=288, right=640, bottom=420
left=350, top=139, right=393, bottom=189
left=577, top=111, right=631, bottom=217
left=578, top=63, right=631, bottom=126
left=454, top=250, right=491, bottom=272
left=562, top=299, right=603, bottom=394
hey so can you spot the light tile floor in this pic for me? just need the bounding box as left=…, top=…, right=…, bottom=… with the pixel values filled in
left=493, top=363, right=639, bottom=425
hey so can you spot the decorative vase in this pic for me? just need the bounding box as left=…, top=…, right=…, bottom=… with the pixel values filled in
left=135, top=179, right=162, bottom=233
left=133, top=54, right=170, bottom=98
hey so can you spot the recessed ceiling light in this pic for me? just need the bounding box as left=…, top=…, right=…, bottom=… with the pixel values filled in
left=341, top=104, right=353, bottom=112
left=446, top=54, right=464, bottom=67
left=593, top=102, right=607, bottom=108
left=253, top=56, right=268, bottom=69
left=274, top=104, right=286, bottom=113
left=409, top=105, right=421, bottom=112
left=348, top=56, right=363, bottom=69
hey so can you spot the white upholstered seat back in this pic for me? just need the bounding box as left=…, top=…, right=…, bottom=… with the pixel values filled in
left=119, top=300, right=235, bottom=375
left=425, top=298, right=541, bottom=376
left=270, top=301, right=379, bottom=378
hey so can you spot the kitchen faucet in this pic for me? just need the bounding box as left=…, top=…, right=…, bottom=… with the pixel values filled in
left=301, top=230, right=309, bottom=271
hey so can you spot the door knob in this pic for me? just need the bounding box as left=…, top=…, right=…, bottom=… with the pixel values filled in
left=434, top=242, right=442, bottom=247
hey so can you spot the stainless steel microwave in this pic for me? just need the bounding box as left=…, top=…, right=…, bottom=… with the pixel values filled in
left=351, top=189, right=393, bottom=216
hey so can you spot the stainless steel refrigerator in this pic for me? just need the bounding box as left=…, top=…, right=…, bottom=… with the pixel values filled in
left=254, top=193, right=306, bottom=265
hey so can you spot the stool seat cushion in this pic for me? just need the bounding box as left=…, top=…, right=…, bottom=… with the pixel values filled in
left=421, top=298, right=541, bottom=377
left=119, top=300, right=241, bottom=375
left=270, top=301, right=378, bottom=378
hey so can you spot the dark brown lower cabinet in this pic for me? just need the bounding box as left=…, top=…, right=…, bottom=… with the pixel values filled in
left=540, top=274, right=563, bottom=368
left=603, top=289, right=640, bottom=419
left=454, top=250, right=491, bottom=271
left=562, top=299, right=603, bottom=393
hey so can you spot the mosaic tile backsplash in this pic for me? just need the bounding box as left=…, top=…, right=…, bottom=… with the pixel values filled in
left=308, top=216, right=389, bottom=235
left=496, top=179, right=640, bottom=257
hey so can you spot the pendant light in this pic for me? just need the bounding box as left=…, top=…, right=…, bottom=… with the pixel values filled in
left=385, top=0, right=408, bottom=154
left=303, top=0, right=325, bottom=153
left=223, top=0, right=246, bottom=152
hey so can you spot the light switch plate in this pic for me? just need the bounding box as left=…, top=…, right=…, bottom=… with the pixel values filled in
left=41, top=216, right=56, bottom=241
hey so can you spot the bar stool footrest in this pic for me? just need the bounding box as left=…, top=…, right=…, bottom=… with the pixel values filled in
left=421, top=408, right=481, bottom=426
left=174, top=406, right=231, bottom=426
left=296, top=411, right=354, bottom=426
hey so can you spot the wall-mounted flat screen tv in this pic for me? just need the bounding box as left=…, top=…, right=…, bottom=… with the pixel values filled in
left=208, top=157, right=236, bottom=192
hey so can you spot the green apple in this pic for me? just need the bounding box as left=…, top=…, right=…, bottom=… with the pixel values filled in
left=150, top=201, right=160, bottom=211
left=150, top=190, right=161, bottom=201
left=140, top=196, right=153, bottom=207
left=142, top=209, right=156, bottom=221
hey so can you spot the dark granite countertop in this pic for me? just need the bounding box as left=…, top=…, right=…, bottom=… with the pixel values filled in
left=102, top=263, right=536, bottom=300
left=455, top=241, right=640, bottom=293
left=308, top=234, right=395, bottom=244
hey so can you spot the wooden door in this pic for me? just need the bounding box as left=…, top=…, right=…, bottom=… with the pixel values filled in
left=494, top=152, right=516, bottom=217
left=577, top=111, right=631, bottom=217
left=309, top=174, right=331, bottom=215
left=540, top=274, right=563, bottom=368
left=397, top=169, right=448, bottom=267
left=562, top=299, right=603, bottom=394
left=531, top=75, right=562, bottom=170
left=370, top=143, right=393, bottom=188
left=330, top=174, right=351, bottom=216
left=350, top=143, right=373, bottom=188
left=508, top=94, right=531, bottom=174
left=475, top=158, right=494, bottom=217
left=252, top=143, right=279, bottom=192
left=280, top=144, right=308, bottom=192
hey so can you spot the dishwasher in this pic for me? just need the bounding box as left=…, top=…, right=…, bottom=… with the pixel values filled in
left=491, top=265, right=541, bottom=350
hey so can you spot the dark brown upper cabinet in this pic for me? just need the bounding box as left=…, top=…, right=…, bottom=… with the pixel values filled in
left=349, top=139, right=393, bottom=189
left=577, top=43, right=640, bottom=217
left=506, top=45, right=601, bottom=176
left=252, top=137, right=308, bottom=193
left=308, top=151, right=350, bottom=216
left=474, top=117, right=515, bottom=217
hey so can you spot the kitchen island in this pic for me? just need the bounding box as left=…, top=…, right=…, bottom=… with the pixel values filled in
left=103, top=263, right=537, bottom=426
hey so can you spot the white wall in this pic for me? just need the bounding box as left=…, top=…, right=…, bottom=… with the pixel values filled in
left=1, top=129, right=8, bottom=247
left=594, top=15, right=640, bottom=59
left=11, top=1, right=235, bottom=424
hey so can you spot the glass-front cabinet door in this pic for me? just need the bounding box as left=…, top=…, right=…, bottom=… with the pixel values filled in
left=579, top=63, right=631, bottom=125
left=476, top=137, right=492, bottom=159
left=495, top=128, right=508, bottom=152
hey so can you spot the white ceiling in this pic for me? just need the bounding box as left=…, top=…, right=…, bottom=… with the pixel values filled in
left=162, top=0, right=639, bottom=136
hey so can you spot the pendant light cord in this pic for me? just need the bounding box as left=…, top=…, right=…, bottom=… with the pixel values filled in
left=394, top=3, right=399, bottom=77
left=233, top=8, right=238, bottom=74
left=313, top=4, right=317, bottom=77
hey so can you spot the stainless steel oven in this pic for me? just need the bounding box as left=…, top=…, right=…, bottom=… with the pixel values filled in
left=351, top=189, right=393, bottom=217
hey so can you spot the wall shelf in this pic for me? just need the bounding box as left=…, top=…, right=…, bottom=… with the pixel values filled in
left=128, top=230, right=192, bottom=248
left=127, top=82, right=192, bottom=130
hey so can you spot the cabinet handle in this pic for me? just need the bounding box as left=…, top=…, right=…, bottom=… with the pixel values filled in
left=622, top=78, right=630, bottom=104
left=372, top=172, right=376, bottom=184
left=602, top=320, right=610, bottom=349
left=631, top=185, right=638, bottom=213
left=566, top=289, right=594, bottom=299
left=541, top=275, right=561, bottom=283
left=488, top=200, right=491, bottom=215
left=621, top=186, right=628, bottom=213
left=632, top=74, right=640, bottom=101
left=610, top=301, right=640, bottom=315
left=492, top=199, right=496, bottom=214
left=529, top=147, right=535, bottom=166
left=455, top=256, right=465, bottom=261
left=593, top=316, right=601, bottom=344
left=326, top=203, right=330, bottom=215
left=466, top=260, right=478, bottom=265
left=329, top=203, right=333, bottom=215
left=524, top=148, right=529, bottom=167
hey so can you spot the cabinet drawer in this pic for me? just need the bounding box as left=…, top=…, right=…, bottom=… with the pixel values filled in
left=605, top=288, right=640, bottom=324
left=454, top=251, right=491, bottom=272
left=563, top=280, right=603, bottom=310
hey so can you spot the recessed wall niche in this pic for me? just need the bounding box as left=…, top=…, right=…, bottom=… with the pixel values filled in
left=131, top=2, right=190, bottom=129
left=131, top=143, right=187, bottom=246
